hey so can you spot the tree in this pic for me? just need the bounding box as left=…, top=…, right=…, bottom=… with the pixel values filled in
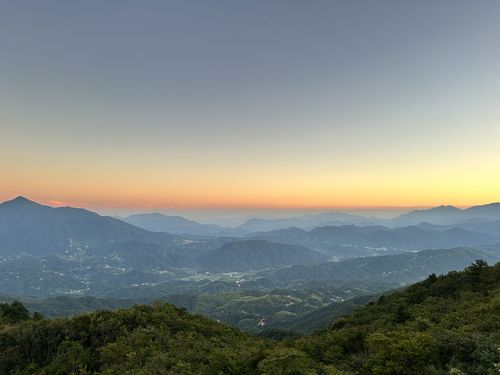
left=0, top=301, right=30, bottom=324
left=44, top=340, right=91, bottom=375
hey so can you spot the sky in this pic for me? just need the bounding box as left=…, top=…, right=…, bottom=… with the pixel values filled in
left=1, top=0, right=500, bottom=216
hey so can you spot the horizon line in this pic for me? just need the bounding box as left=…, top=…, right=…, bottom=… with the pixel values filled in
left=2, top=195, right=499, bottom=213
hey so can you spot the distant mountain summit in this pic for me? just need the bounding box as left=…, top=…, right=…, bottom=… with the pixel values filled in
left=8, top=196, right=34, bottom=203
left=1, top=196, right=41, bottom=208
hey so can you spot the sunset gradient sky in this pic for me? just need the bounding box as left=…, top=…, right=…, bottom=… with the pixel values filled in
left=1, top=1, right=499, bottom=213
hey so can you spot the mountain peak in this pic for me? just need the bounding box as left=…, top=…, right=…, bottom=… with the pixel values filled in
left=13, top=196, right=31, bottom=202
left=431, top=205, right=461, bottom=211
left=2, top=196, right=40, bottom=207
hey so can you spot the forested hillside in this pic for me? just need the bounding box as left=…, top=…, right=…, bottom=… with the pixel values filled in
left=293, top=260, right=500, bottom=374
left=1, top=261, right=498, bottom=374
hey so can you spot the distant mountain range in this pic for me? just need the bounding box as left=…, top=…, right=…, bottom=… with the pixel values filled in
left=251, top=224, right=498, bottom=258
left=115, top=202, right=500, bottom=236
left=232, top=211, right=369, bottom=233
left=119, top=211, right=372, bottom=236
left=1, top=196, right=499, bottom=262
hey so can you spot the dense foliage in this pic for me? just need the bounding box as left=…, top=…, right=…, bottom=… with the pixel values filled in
left=295, top=260, right=500, bottom=374
left=1, top=261, right=499, bottom=374
left=0, top=303, right=267, bottom=374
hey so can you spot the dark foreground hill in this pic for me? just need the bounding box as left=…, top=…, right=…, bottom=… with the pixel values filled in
left=292, top=260, right=500, bottom=374
left=1, top=261, right=499, bottom=374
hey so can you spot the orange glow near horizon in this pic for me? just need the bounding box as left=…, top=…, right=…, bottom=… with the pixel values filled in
left=32, top=199, right=492, bottom=212
left=3, top=142, right=500, bottom=211
left=0, top=140, right=498, bottom=211
left=2, top=151, right=500, bottom=211
left=3, top=171, right=500, bottom=212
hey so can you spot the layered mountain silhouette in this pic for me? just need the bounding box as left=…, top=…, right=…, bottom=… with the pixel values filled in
left=1, top=196, right=499, bottom=259
left=230, top=212, right=372, bottom=234
left=241, top=203, right=500, bottom=232
left=1, top=196, right=499, bottom=300
left=252, top=224, right=498, bottom=258
left=121, top=202, right=500, bottom=235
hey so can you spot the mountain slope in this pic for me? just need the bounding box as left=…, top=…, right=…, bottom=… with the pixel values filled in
left=393, top=205, right=464, bottom=225
left=262, top=246, right=500, bottom=286
left=270, top=294, right=377, bottom=333
left=121, top=212, right=222, bottom=235
left=464, top=202, right=500, bottom=219
left=393, top=202, right=500, bottom=225
left=0, top=197, right=178, bottom=256
left=200, top=239, right=326, bottom=272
